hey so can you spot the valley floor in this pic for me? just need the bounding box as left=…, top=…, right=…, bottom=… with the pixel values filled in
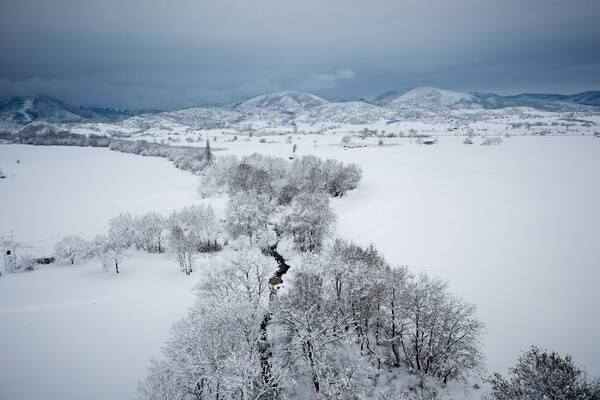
left=1, top=136, right=599, bottom=399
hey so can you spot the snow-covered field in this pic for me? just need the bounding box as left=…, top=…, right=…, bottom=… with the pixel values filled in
left=1, top=135, right=599, bottom=399
left=0, top=145, right=205, bottom=400
left=0, top=145, right=202, bottom=251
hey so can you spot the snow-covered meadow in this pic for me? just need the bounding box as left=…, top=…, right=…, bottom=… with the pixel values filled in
left=1, top=134, right=599, bottom=399
left=0, top=145, right=206, bottom=400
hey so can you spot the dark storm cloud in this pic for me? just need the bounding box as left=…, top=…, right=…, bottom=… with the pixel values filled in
left=1, top=0, right=599, bottom=109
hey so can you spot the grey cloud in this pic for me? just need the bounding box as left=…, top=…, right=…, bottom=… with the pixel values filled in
left=1, top=0, right=599, bottom=108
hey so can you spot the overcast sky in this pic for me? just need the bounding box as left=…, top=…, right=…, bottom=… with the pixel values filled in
left=1, top=0, right=599, bottom=109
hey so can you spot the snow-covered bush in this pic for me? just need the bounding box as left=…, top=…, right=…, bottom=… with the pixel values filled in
left=481, top=137, right=503, bottom=146
left=15, top=251, right=37, bottom=272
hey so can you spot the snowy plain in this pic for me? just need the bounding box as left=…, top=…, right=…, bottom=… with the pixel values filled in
left=0, top=146, right=206, bottom=400
left=1, top=135, right=600, bottom=399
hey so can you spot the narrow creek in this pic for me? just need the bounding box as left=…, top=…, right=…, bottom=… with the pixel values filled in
left=267, top=242, right=291, bottom=285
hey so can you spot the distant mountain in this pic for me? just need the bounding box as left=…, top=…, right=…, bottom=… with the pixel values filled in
left=236, top=91, right=328, bottom=115
left=0, top=95, right=150, bottom=126
left=305, top=101, right=397, bottom=124
left=501, top=91, right=600, bottom=111
left=372, top=90, right=409, bottom=107
left=2, top=88, right=599, bottom=134
left=385, top=87, right=481, bottom=110
left=371, top=88, right=600, bottom=112
left=566, top=91, right=600, bottom=106
left=329, top=96, right=370, bottom=104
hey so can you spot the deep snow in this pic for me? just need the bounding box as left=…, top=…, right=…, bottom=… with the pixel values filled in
left=1, top=135, right=599, bottom=400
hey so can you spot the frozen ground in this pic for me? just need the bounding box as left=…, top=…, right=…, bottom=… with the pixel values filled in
left=1, top=136, right=599, bottom=399
left=0, top=145, right=206, bottom=400
left=329, top=136, right=600, bottom=376
left=0, top=254, right=197, bottom=400
left=0, top=145, right=202, bottom=252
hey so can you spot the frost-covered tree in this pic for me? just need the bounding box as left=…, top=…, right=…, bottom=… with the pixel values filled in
left=108, top=212, right=139, bottom=249
left=140, top=241, right=486, bottom=399
left=167, top=225, right=195, bottom=275
left=489, top=346, right=600, bottom=400
left=53, top=235, right=88, bottom=265
left=322, top=159, right=362, bottom=197
left=401, top=273, right=485, bottom=382
left=228, top=162, right=272, bottom=196
left=272, top=264, right=358, bottom=396
left=197, top=155, right=238, bottom=198
left=172, top=204, right=220, bottom=252
left=136, top=212, right=166, bottom=253
left=167, top=204, right=220, bottom=274
left=138, top=248, right=285, bottom=399
left=89, top=233, right=128, bottom=273
left=281, top=191, right=336, bottom=252
left=226, top=193, right=273, bottom=244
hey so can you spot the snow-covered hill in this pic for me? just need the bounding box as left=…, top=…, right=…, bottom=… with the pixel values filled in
left=385, top=87, right=481, bottom=110
left=236, top=91, right=328, bottom=114
left=0, top=96, right=143, bottom=126
left=304, top=101, right=397, bottom=124
left=1, top=88, right=599, bottom=135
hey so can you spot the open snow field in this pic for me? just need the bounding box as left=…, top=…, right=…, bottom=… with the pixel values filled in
left=329, top=136, right=600, bottom=377
left=0, top=145, right=202, bottom=251
left=1, top=136, right=599, bottom=399
left=0, top=145, right=204, bottom=400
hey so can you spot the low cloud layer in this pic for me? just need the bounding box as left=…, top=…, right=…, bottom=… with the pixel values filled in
left=1, top=0, right=599, bottom=109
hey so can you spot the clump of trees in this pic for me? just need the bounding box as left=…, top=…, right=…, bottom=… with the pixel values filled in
left=167, top=204, right=221, bottom=274
left=138, top=247, right=283, bottom=400
left=489, top=346, right=600, bottom=400
left=200, top=153, right=361, bottom=253
left=139, top=241, right=486, bottom=399
left=50, top=205, right=220, bottom=275
left=200, top=153, right=362, bottom=200
left=481, top=137, right=503, bottom=146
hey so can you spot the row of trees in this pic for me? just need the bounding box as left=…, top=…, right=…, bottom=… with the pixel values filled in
left=53, top=205, right=220, bottom=274
left=0, top=131, right=215, bottom=176
left=108, top=139, right=214, bottom=174
left=139, top=242, right=486, bottom=399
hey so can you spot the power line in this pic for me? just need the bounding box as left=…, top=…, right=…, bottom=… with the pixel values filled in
left=10, top=202, right=210, bottom=246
